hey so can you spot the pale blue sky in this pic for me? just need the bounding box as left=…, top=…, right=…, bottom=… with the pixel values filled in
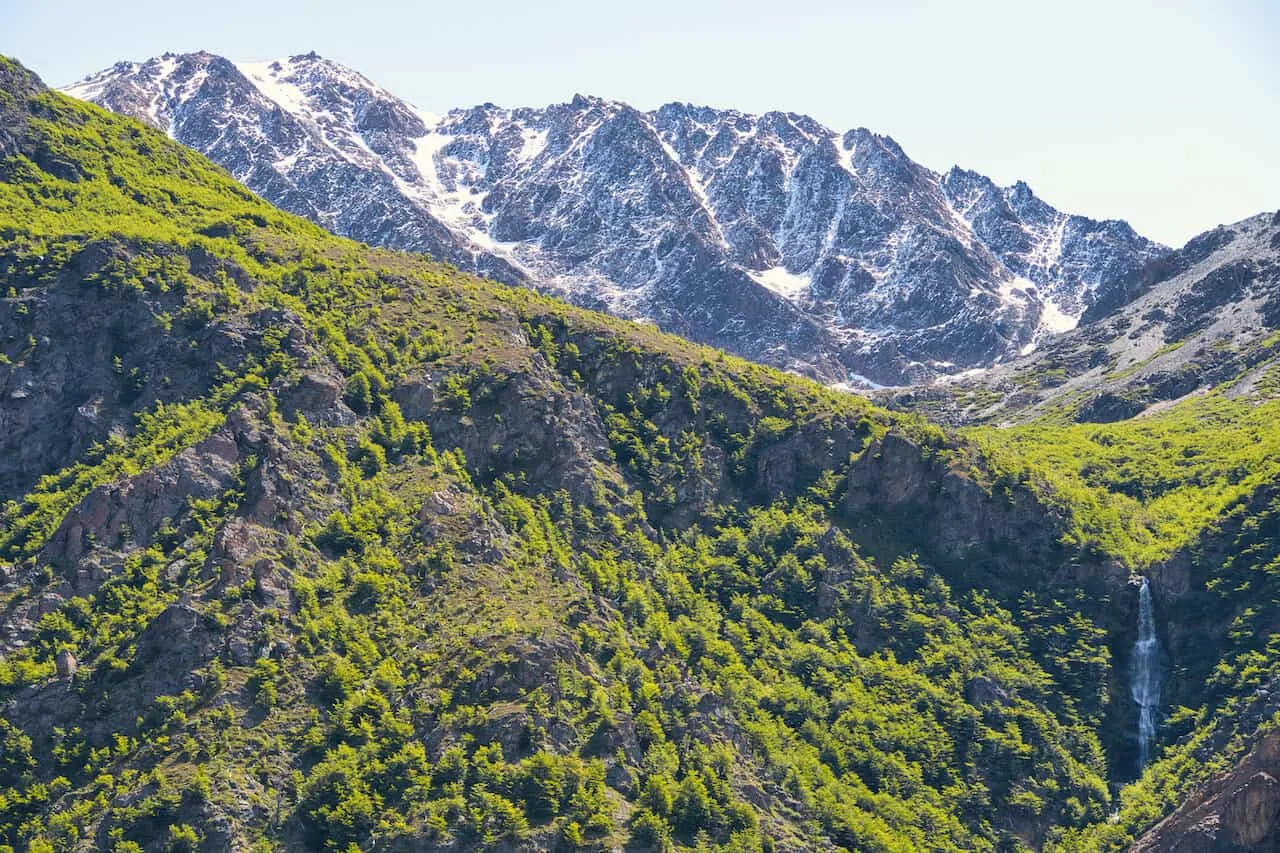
left=4, top=0, right=1276, bottom=246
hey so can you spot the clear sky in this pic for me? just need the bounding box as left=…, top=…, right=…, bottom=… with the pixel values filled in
left=4, top=0, right=1276, bottom=246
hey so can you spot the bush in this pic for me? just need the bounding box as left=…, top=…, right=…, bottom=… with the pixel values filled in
left=628, top=809, right=673, bottom=851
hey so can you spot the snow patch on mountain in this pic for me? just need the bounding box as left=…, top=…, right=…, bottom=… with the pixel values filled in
left=517, top=127, right=549, bottom=165
left=238, top=60, right=309, bottom=115
left=1040, top=296, right=1079, bottom=335
left=750, top=266, right=812, bottom=299
left=64, top=52, right=1169, bottom=384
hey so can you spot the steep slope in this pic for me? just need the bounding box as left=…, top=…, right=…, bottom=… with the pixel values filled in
left=859, top=206, right=1280, bottom=850
left=63, top=51, right=1166, bottom=385
left=1042, top=463, right=1280, bottom=851
left=1130, top=729, right=1280, bottom=851
left=1, top=55, right=1134, bottom=852
left=892, top=210, right=1280, bottom=426
left=3, top=55, right=1276, bottom=853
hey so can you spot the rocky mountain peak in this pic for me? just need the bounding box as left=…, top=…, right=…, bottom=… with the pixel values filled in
left=0, top=55, right=45, bottom=101
left=902, top=210, right=1280, bottom=427
left=5, top=53, right=1280, bottom=853
left=64, top=51, right=1168, bottom=385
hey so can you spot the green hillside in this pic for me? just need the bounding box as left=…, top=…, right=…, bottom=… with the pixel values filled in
left=1, top=55, right=1278, bottom=852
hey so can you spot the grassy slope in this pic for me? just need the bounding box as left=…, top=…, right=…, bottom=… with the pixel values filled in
left=2, top=55, right=1279, bottom=852
left=968, top=388, right=1280, bottom=568
left=0, top=59, right=1121, bottom=852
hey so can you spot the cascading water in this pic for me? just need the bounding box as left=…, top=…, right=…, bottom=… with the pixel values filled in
left=1130, top=577, right=1163, bottom=772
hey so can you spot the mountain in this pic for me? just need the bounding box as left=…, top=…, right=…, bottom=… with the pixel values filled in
left=2, top=56, right=1121, bottom=851
left=1131, top=728, right=1280, bottom=851
left=6, top=54, right=1280, bottom=853
left=889, top=210, right=1280, bottom=425
left=1131, top=722, right=1280, bottom=850
left=63, top=51, right=1166, bottom=385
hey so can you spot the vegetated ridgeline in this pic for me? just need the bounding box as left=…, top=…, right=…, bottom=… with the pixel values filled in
left=2, top=55, right=1280, bottom=852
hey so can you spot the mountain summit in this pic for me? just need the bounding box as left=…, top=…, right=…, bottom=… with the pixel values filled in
left=6, top=54, right=1280, bottom=852
left=65, top=52, right=1166, bottom=384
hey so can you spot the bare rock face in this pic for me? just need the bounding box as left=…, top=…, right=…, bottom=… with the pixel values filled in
left=1133, top=732, right=1280, bottom=852
left=409, top=354, right=618, bottom=504
left=64, top=52, right=1166, bottom=385
left=0, top=58, right=45, bottom=160
left=279, top=370, right=355, bottom=426
left=54, top=649, right=76, bottom=678
left=911, top=211, right=1280, bottom=426
left=41, top=428, right=243, bottom=577
left=0, top=239, right=261, bottom=503
left=1224, top=773, right=1280, bottom=849
left=847, top=433, right=1061, bottom=579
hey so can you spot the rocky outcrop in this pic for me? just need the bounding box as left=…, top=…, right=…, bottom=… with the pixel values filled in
left=0, top=58, right=45, bottom=161
left=0, top=240, right=275, bottom=501
left=905, top=211, right=1280, bottom=425
left=39, top=426, right=242, bottom=574
left=1133, top=731, right=1280, bottom=852
left=403, top=353, right=620, bottom=504
left=841, top=431, right=1126, bottom=594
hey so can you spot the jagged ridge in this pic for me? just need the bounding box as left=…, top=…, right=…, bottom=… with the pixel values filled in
left=889, top=210, right=1280, bottom=426
left=8, top=53, right=1280, bottom=853
left=64, top=51, right=1166, bottom=385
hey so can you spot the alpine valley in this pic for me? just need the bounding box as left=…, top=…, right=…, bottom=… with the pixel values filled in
left=64, top=51, right=1166, bottom=386
left=1, top=45, right=1279, bottom=853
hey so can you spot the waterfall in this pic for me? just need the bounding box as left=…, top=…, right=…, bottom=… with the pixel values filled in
left=1130, top=577, right=1163, bottom=771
